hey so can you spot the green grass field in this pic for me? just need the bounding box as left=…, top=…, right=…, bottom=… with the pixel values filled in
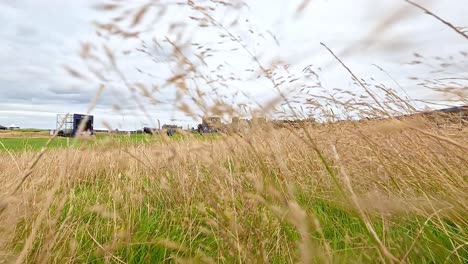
left=0, top=137, right=71, bottom=151
left=0, top=132, right=221, bottom=151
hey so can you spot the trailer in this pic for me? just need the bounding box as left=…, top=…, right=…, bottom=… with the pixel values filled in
left=56, top=113, right=94, bottom=137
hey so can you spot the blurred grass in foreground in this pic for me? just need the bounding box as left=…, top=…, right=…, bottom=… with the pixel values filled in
left=1, top=117, right=466, bottom=263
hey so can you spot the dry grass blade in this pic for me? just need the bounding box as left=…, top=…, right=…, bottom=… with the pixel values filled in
left=320, top=42, right=388, bottom=116
left=400, top=210, right=442, bottom=263
left=405, top=0, right=468, bottom=40
left=14, top=170, right=65, bottom=264
left=131, top=4, right=151, bottom=27
left=94, top=3, right=120, bottom=11
left=0, top=141, right=21, bottom=174
left=86, top=228, right=127, bottom=264
left=63, top=65, right=88, bottom=80
left=443, top=242, right=468, bottom=264
left=331, top=145, right=399, bottom=264
left=296, top=0, right=312, bottom=15
left=407, top=124, right=468, bottom=150
left=11, top=117, right=66, bottom=195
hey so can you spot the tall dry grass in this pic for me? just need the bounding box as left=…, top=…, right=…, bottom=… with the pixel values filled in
left=1, top=0, right=467, bottom=263
left=0, top=116, right=467, bottom=263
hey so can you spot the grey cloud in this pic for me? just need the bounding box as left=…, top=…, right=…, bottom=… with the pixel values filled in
left=0, top=0, right=467, bottom=129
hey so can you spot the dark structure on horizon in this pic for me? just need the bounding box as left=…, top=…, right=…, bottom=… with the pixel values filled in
left=198, top=116, right=222, bottom=133
left=392, top=105, right=468, bottom=122
left=143, top=124, right=182, bottom=136
left=434, top=105, right=468, bottom=119
left=143, top=127, right=157, bottom=134
left=56, top=113, right=94, bottom=137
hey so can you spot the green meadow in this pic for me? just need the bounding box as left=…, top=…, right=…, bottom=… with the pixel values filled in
left=0, top=132, right=220, bottom=151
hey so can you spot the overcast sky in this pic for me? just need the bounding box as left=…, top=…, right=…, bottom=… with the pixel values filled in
left=0, top=0, right=467, bottom=129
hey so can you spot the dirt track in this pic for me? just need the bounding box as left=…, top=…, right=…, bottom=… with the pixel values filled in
left=0, top=131, right=49, bottom=138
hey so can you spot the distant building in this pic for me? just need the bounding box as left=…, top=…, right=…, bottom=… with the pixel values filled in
left=8, top=124, right=19, bottom=130
left=0, top=125, right=7, bottom=130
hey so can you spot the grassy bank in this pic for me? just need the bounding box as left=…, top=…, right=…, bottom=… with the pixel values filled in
left=0, top=117, right=466, bottom=263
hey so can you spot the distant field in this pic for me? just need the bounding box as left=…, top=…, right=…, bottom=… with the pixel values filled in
left=0, top=137, right=70, bottom=151
left=0, top=131, right=220, bottom=151
left=14, top=128, right=48, bottom=133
